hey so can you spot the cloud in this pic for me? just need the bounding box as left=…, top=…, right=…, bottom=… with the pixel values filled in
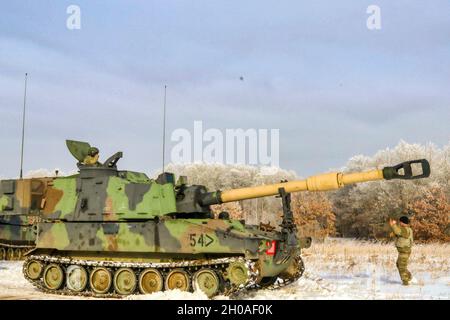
left=0, top=1, right=449, bottom=177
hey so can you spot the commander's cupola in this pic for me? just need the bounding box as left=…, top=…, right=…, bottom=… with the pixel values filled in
left=66, top=140, right=123, bottom=178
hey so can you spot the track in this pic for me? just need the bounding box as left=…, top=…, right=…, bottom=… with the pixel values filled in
left=0, top=243, right=34, bottom=260
left=23, top=254, right=305, bottom=298
left=23, top=254, right=260, bottom=298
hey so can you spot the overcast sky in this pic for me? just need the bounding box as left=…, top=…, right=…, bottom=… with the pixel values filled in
left=0, top=0, right=449, bottom=178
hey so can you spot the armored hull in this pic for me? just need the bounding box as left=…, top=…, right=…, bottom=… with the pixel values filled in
left=0, top=215, right=36, bottom=260
left=0, top=178, right=52, bottom=260
left=24, top=218, right=305, bottom=297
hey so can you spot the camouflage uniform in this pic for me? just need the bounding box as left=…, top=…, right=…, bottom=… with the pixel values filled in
left=83, top=147, right=101, bottom=166
left=390, top=223, right=413, bottom=285
left=83, top=154, right=100, bottom=166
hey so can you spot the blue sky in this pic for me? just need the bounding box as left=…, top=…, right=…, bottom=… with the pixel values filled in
left=0, top=0, right=449, bottom=177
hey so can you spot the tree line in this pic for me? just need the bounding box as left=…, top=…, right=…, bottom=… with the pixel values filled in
left=167, top=141, right=449, bottom=242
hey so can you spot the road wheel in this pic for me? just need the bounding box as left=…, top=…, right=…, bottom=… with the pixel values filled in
left=43, top=264, right=64, bottom=290
left=66, top=265, right=88, bottom=292
left=90, top=267, right=112, bottom=294
left=25, top=260, right=44, bottom=280
left=226, top=261, right=249, bottom=286
left=279, top=255, right=305, bottom=283
left=114, top=268, right=137, bottom=295
left=0, top=248, right=6, bottom=260
left=193, top=269, right=220, bottom=298
left=7, top=248, right=15, bottom=260
left=139, top=268, right=163, bottom=294
left=165, top=269, right=190, bottom=291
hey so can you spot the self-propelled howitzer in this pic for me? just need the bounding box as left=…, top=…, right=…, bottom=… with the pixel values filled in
left=22, top=140, right=430, bottom=298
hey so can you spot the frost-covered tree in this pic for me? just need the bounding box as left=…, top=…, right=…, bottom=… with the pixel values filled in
left=292, top=192, right=335, bottom=240
left=409, top=186, right=450, bottom=242
left=211, top=202, right=244, bottom=220
left=333, top=140, right=450, bottom=241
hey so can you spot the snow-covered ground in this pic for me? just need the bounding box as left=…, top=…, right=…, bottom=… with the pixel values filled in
left=240, top=239, right=450, bottom=300
left=0, top=239, right=448, bottom=300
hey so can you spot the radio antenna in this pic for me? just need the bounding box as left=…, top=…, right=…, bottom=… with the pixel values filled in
left=162, top=85, right=167, bottom=173
left=19, top=73, right=28, bottom=179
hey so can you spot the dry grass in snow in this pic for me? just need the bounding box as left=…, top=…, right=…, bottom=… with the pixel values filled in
left=0, top=239, right=448, bottom=300
left=240, top=238, right=449, bottom=300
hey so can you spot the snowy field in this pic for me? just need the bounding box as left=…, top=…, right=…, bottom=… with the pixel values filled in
left=0, top=239, right=448, bottom=300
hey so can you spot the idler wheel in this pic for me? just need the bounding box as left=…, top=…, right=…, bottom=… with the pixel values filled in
left=90, top=267, right=112, bottom=294
left=25, top=260, right=44, bottom=280
left=226, top=261, right=249, bottom=287
left=139, top=268, right=163, bottom=294
left=43, top=264, right=64, bottom=290
left=165, top=269, right=190, bottom=292
left=66, top=265, right=88, bottom=292
left=193, top=269, right=220, bottom=298
left=114, top=268, right=137, bottom=295
left=280, top=255, right=305, bottom=280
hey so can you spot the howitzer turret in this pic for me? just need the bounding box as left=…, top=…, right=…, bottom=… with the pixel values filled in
left=17, top=140, right=430, bottom=298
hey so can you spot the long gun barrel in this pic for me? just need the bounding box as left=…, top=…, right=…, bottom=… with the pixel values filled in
left=200, top=159, right=430, bottom=206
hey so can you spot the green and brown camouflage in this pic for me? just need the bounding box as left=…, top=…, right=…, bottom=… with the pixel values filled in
left=2, top=140, right=430, bottom=297
left=390, top=223, right=414, bottom=284
left=0, top=178, right=51, bottom=259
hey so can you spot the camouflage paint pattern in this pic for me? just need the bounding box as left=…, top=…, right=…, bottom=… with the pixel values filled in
left=0, top=178, right=51, bottom=247
left=396, top=248, right=412, bottom=284
left=0, top=157, right=288, bottom=275
left=35, top=218, right=285, bottom=276
left=0, top=214, right=36, bottom=243
left=36, top=219, right=265, bottom=255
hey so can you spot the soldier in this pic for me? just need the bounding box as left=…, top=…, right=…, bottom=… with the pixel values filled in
left=389, top=216, right=414, bottom=285
left=82, top=147, right=102, bottom=166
